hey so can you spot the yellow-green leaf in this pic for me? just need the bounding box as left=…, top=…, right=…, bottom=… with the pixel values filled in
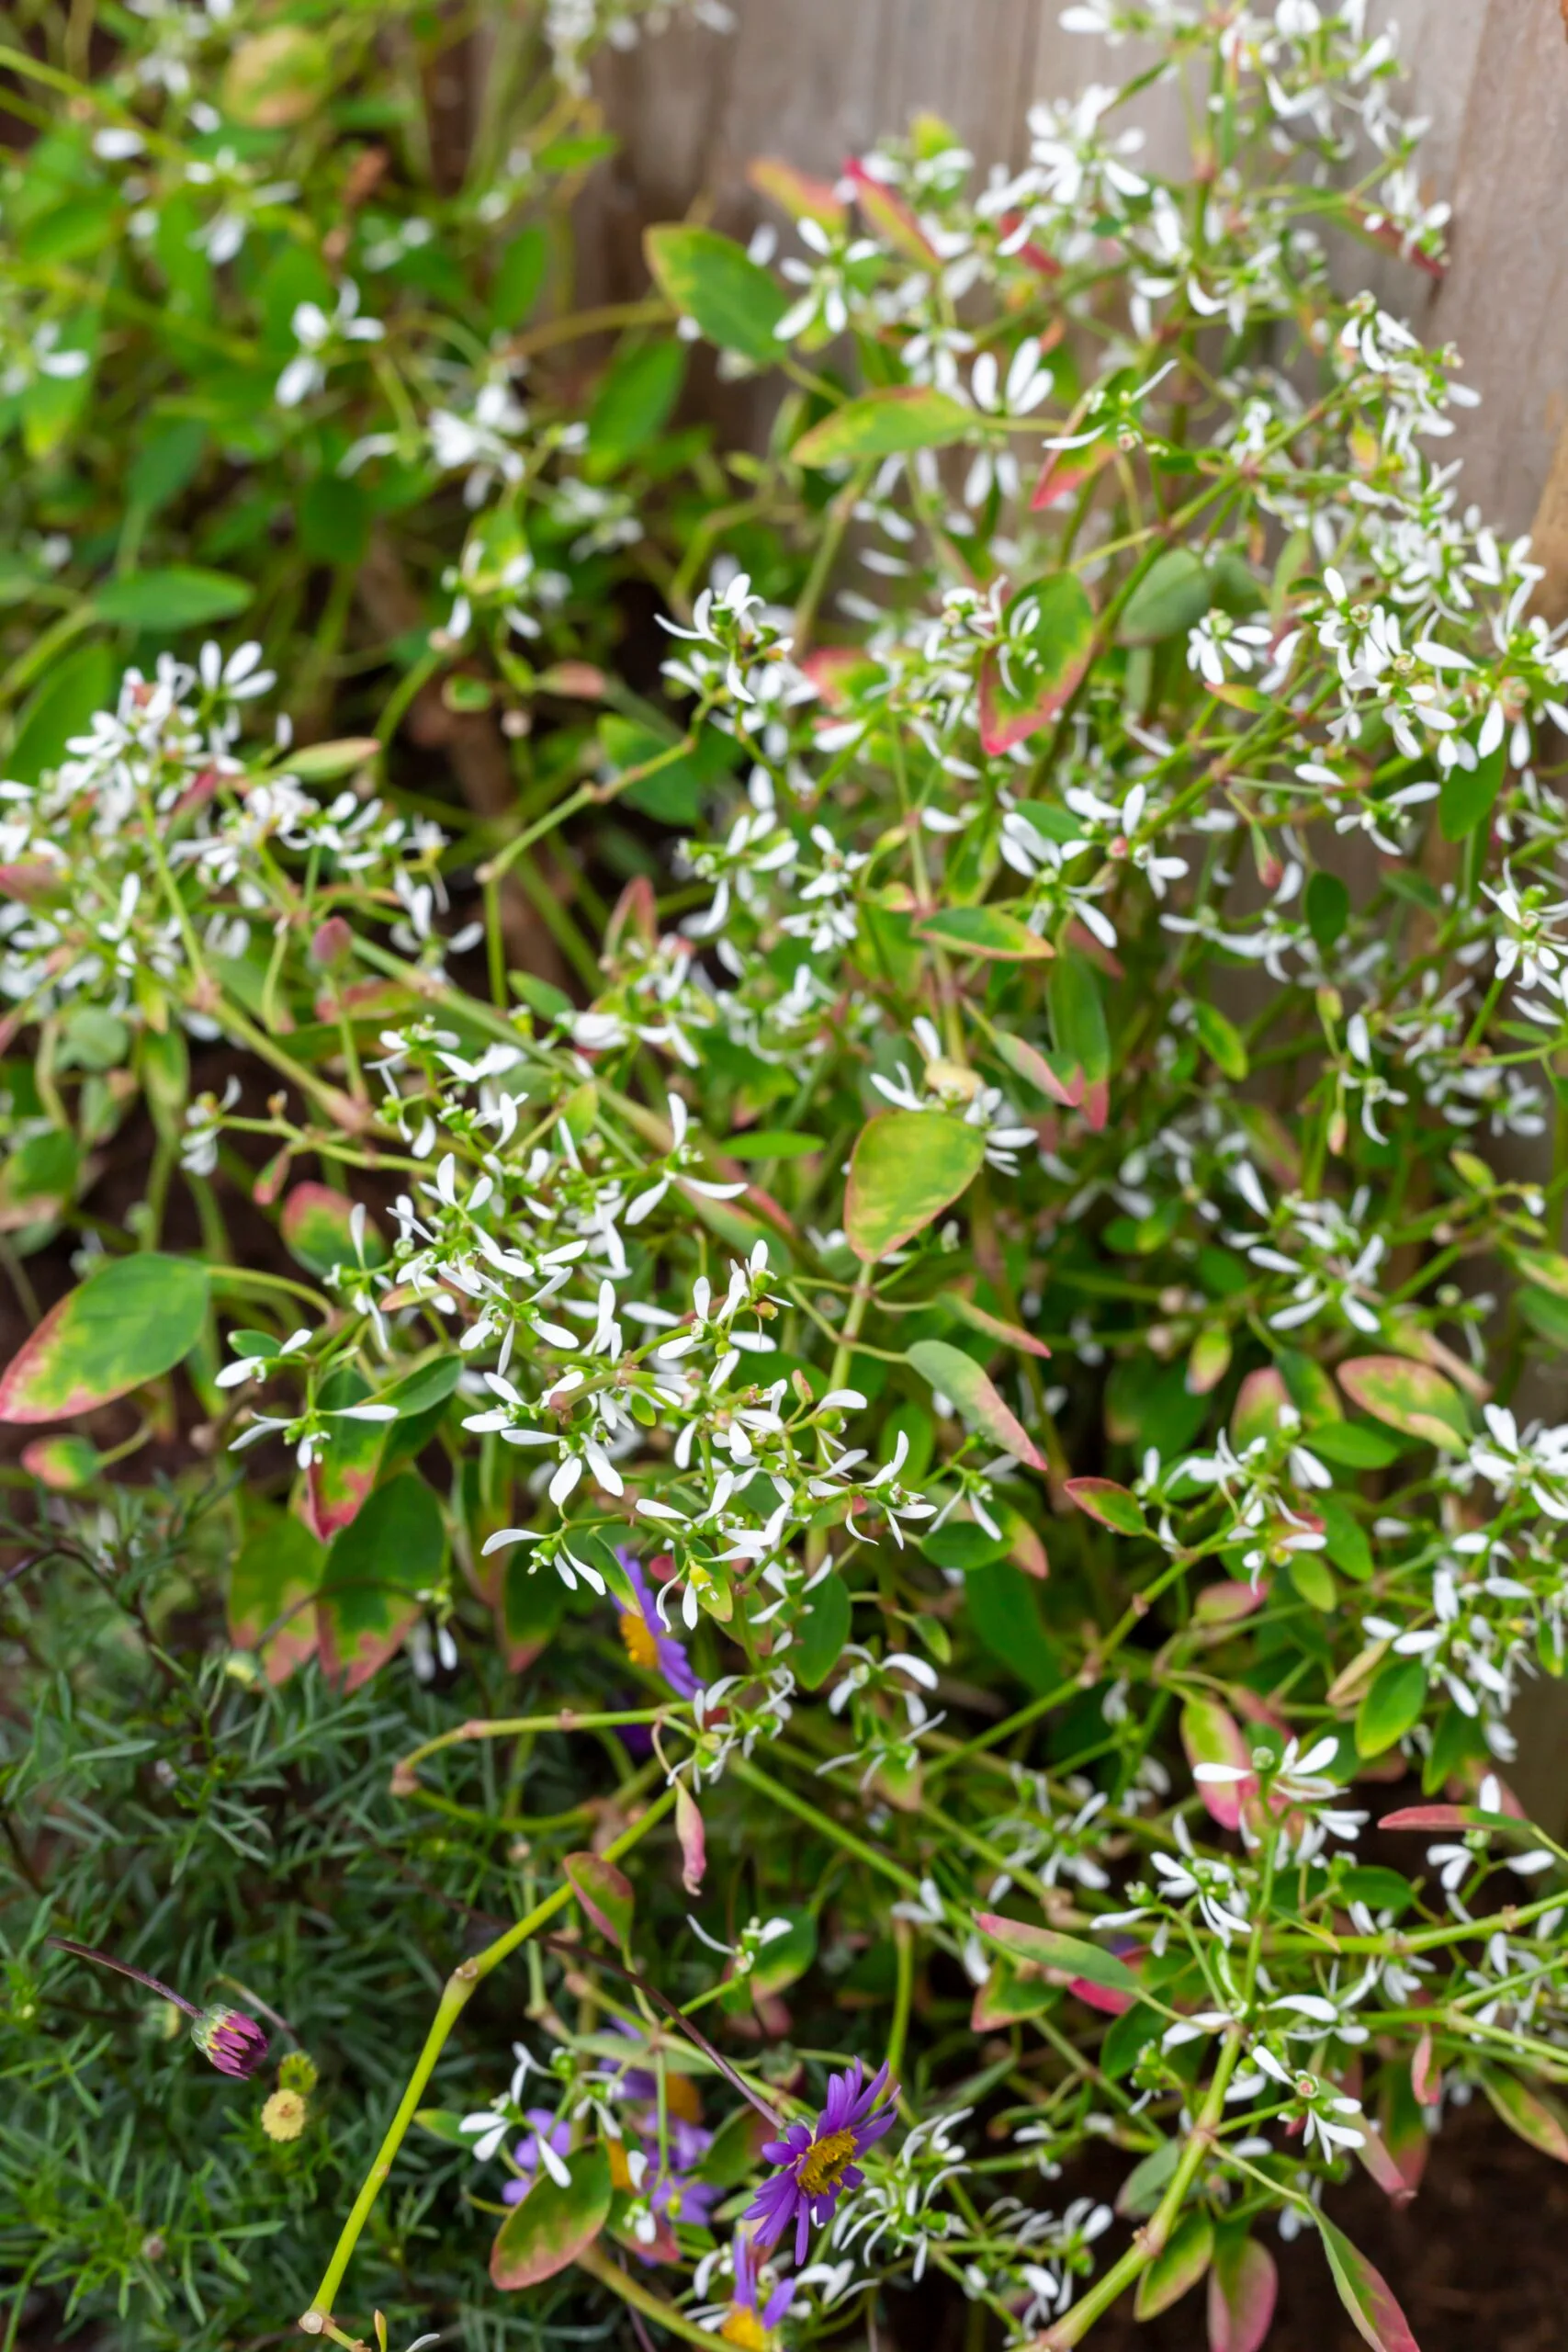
left=844, top=1112, right=985, bottom=1261
left=793, top=385, right=975, bottom=467
left=490, top=2143, right=613, bottom=2290
left=643, top=225, right=786, bottom=364
left=0, top=1253, right=209, bottom=1422
left=1337, top=1356, right=1468, bottom=1453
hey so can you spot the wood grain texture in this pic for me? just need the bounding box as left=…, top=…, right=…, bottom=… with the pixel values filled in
left=584, top=0, right=1568, bottom=527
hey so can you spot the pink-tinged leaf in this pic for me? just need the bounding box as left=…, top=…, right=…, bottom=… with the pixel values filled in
left=0, top=1252, right=209, bottom=1423
left=1337, top=1355, right=1469, bottom=1453
left=1134, top=2210, right=1213, bottom=2320
left=1317, top=2216, right=1422, bottom=2352
left=1382, top=2064, right=1431, bottom=2190
left=1354, top=2124, right=1417, bottom=2207
left=942, top=1291, right=1052, bottom=1359
left=303, top=1368, right=386, bottom=1541
left=1194, top=1580, right=1266, bottom=1625
left=990, top=1027, right=1083, bottom=1110
left=1186, top=1326, right=1233, bottom=1396
left=20, top=1433, right=101, bottom=1491
left=1008, top=1513, right=1050, bottom=1581
left=1068, top=1972, right=1134, bottom=2016
left=563, top=1852, right=635, bottom=1946
left=800, top=644, right=881, bottom=707
left=970, top=1956, right=1055, bottom=2030
left=975, top=1913, right=1138, bottom=1996
left=1181, top=1699, right=1255, bottom=1831
left=978, top=574, right=1095, bottom=754
left=490, top=2144, right=612, bottom=2289
left=228, top=1511, right=324, bottom=1685
left=280, top=1182, right=386, bottom=1278
left=1381, top=1804, right=1491, bottom=1832
left=747, top=154, right=847, bottom=231
left=1411, top=2030, right=1440, bottom=2107
left=316, top=1475, right=446, bottom=1691
left=1208, top=2233, right=1277, bottom=2352
left=845, top=157, right=939, bottom=264
left=1064, top=1476, right=1149, bottom=1536
left=908, top=1339, right=1045, bottom=1472
left=1481, top=2069, right=1568, bottom=2164
left=1032, top=439, right=1113, bottom=511
left=675, top=1781, right=706, bottom=1895
left=844, top=1112, right=986, bottom=1262
left=917, top=905, right=1055, bottom=962
left=1081, top=1075, right=1110, bottom=1132
left=1231, top=1366, right=1290, bottom=1450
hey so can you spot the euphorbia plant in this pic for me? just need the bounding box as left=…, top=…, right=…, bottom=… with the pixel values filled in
left=6, top=4, right=1568, bottom=2349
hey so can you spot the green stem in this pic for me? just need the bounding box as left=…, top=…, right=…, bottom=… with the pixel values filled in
left=299, top=1787, right=675, bottom=2332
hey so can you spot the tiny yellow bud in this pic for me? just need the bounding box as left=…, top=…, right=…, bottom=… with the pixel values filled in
left=262, top=2087, right=308, bottom=2143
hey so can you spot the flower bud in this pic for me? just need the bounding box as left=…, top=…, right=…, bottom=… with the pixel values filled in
left=190, top=2004, right=270, bottom=2078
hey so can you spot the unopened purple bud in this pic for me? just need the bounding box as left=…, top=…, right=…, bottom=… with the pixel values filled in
left=190, top=2003, right=270, bottom=2078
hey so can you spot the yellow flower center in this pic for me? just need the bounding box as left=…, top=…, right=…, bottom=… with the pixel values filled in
left=719, top=2310, right=770, bottom=2351
left=796, top=2126, right=857, bottom=2198
left=619, top=1610, right=660, bottom=1672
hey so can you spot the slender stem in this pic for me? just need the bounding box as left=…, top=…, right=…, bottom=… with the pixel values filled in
left=574, top=2242, right=721, bottom=2348
left=299, top=1787, right=675, bottom=2334
left=46, top=1936, right=197, bottom=2018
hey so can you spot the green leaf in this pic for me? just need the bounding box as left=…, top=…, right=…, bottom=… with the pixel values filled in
left=228, top=1511, right=325, bottom=1684
left=288, top=738, right=382, bottom=781
left=220, top=25, right=331, bottom=125
left=1134, top=2209, right=1213, bottom=2320
left=919, top=1520, right=1010, bottom=1571
left=1181, top=1697, right=1253, bottom=1830
left=316, top=1475, right=446, bottom=1690
left=413, top=2108, right=473, bottom=2145
left=19, top=1433, right=101, bottom=1491
left=1064, top=1476, right=1148, bottom=1535
left=750, top=1906, right=817, bottom=1997
left=586, top=339, right=685, bottom=476
left=95, top=566, right=253, bottom=630
left=916, top=905, right=1054, bottom=962
left=1116, top=2136, right=1179, bottom=2217
left=795, top=1572, right=852, bottom=1688
left=1316, top=1491, right=1373, bottom=1581
left=6, top=641, right=116, bottom=786
left=1480, top=2069, right=1568, bottom=2163
left=975, top=1913, right=1138, bottom=1995
left=1337, top=1356, right=1468, bottom=1453
left=1355, top=1657, right=1428, bottom=1758
left=0, top=1128, right=80, bottom=1228
left=1285, top=1547, right=1337, bottom=1611
left=1316, top=2215, right=1422, bottom=2352
left=964, top=1564, right=1060, bottom=1693
left=0, top=1252, right=209, bottom=1421
left=844, top=1111, right=986, bottom=1261
left=299, top=475, right=369, bottom=566
left=497, top=1549, right=569, bottom=1667
left=1117, top=548, right=1213, bottom=645
left=1191, top=1000, right=1248, bottom=1080
left=978, top=573, right=1095, bottom=754
left=280, top=1182, right=386, bottom=1276
left=719, top=1129, right=824, bottom=1162
left=1305, top=869, right=1350, bottom=954
left=941, top=1291, right=1052, bottom=1360
left=1308, top=1420, right=1403, bottom=1469
left=490, top=2143, right=612, bottom=2290
left=908, top=1338, right=1044, bottom=1470
left=792, top=385, right=975, bottom=467
left=1438, top=736, right=1506, bottom=843
left=490, top=224, right=549, bottom=330
left=1048, top=950, right=1111, bottom=1082
left=643, top=224, right=787, bottom=364
left=563, top=1852, right=635, bottom=1945
left=377, top=1354, right=462, bottom=1419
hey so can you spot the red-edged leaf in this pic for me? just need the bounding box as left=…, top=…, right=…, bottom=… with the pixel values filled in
left=228, top=1511, right=325, bottom=1685
left=563, top=1852, right=635, bottom=1946
left=1381, top=1804, right=1495, bottom=1832
left=908, top=1338, right=1044, bottom=1471
left=1354, top=2123, right=1417, bottom=2207
left=845, top=157, right=939, bottom=264
left=1064, top=1476, right=1148, bottom=1535
left=1134, top=2210, right=1213, bottom=2320
left=990, top=1027, right=1082, bottom=1109
left=975, top=1913, right=1138, bottom=1996
left=280, top=1182, right=385, bottom=1278
left=1181, top=1698, right=1255, bottom=1831
left=1231, top=1365, right=1290, bottom=1449
left=978, top=574, right=1095, bottom=754
left=794, top=385, right=975, bottom=468
left=942, top=1291, right=1052, bottom=1359
left=20, top=1433, right=101, bottom=1490
left=970, top=1956, right=1055, bottom=2030
left=1481, top=2069, right=1568, bottom=2163
left=490, top=2143, right=612, bottom=2289
left=1337, top=1356, right=1468, bottom=1453
left=0, top=1253, right=209, bottom=1422
left=1411, top=2030, right=1440, bottom=2107
left=316, top=1474, right=446, bottom=1691
left=303, top=1367, right=386, bottom=1541
left=1194, top=1580, right=1265, bottom=1625
left=1208, top=2233, right=1278, bottom=2352
left=748, top=155, right=847, bottom=231
left=1068, top=1970, right=1136, bottom=2017
left=844, top=1112, right=986, bottom=1262
left=1031, top=439, right=1113, bottom=511
left=1316, top=2216, right=1422, bottom=2352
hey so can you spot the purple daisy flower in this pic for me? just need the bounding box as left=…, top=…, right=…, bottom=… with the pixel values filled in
left=649, top=2116, right=720, bottom=2231
left=744, top=2059, right=897, bottom=2264
left=500, top=2109, right=573, bottom=2204
left=722, top=2230, right=796, bottom=2348
left=615, top=1550, right=701, bottom=1700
